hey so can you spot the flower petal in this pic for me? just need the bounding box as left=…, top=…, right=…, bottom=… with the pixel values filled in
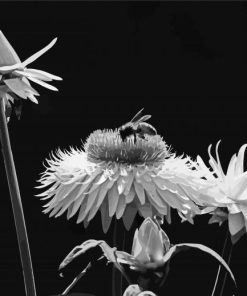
left=27, top=76, right=58, bottom=91
left=116, top=194, right=127, bottom=219
left=100, top=199, right=112, bottom=233
left=235, top=144, right=247, bottom=175
left=122, top=204, right=137, bottom=231
left=17, top=68, right=62, bottom=81
left=134, top=181, right=145, bottom=205
left=108, top=182, right=119, bottom=217
left=0, top=31, right=21, bottom=67
left=146, top=227, right=164, bottom=262
left=228, top=212, right=245, bottom=236
left=21, top=38, right=57, bottom=68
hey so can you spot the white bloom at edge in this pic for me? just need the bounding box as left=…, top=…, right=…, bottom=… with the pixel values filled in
left=0, top=30, right=62, bottom=104
left=196, top=141, right=247, bottom=238
left=36, top=130, right=206, bottom=233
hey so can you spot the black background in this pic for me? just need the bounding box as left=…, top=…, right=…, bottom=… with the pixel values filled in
left=0, top=1, right=247, bottom=296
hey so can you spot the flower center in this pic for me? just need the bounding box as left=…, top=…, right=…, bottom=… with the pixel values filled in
left=84, top=129, right=171, bottom=166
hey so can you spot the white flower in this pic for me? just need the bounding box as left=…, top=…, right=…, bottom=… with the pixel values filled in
left=123, top=285, right=156, bottom=296
left=195, top=141, right=247, bottom=242
left=58, top=217, right=235, bottom=285
left=36, top=129, right=204, bottom=232
left=0, top=30, right=62, bottom=105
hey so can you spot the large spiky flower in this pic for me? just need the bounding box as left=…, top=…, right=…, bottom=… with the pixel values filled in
left=36, top=128, right=206, bottom=233
left=194, top=141, right=247, bottom=243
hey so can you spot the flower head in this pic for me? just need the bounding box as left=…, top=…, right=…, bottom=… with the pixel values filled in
left=0, top=30, right=62, bottom=119
left=195, top=141, right=247, bottom=243
left=37, top=123, right=207, bottom=232
left=58, top=217, right=236, bottom=291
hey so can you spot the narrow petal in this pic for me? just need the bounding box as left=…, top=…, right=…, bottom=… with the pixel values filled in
left=96, top=179, right=114, bottom=208
left=134, top=181, right=145, bottom=205
left=107, top=182, right=119, bottom=217
left=235, top=144, right=247, bottom=175
left=225, top=154, right=237, bottom=185
left=83, top=186, right=100, bottom=219
left=123, top=173, right=135, bottom=195
left=76, top=198, right=89, bottom=224
left=117, top=176, right=126, bottom=195
left=27, top=76, right=58, bottom=91
left=100, top=199, right=112, bottom=233
left=116, top=194, right=126, bottom=219
left=156, top=188, right=185, bottom=211
left=125, top=185, right=136, bottom=204
left=122, top=204, right=137, bottom=231
left=21, top=38, right=57, bottom=68
left=20, top=68, right=62, bottom=81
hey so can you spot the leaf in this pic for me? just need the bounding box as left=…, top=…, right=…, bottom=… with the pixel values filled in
left=163, top=243, right=236, bottom=286
left=59, top=240, right=118, bottom=270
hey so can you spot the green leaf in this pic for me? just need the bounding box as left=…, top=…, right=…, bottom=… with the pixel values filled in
left=163, top=243, right=236, bottom=286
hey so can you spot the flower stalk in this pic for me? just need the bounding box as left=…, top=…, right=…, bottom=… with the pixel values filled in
left=0, top=97, right=36, bottom=296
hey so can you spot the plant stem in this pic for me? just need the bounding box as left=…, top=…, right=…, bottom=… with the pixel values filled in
left=112, top=219, right=118, bottom=296
left=112, top=219, right=126, bottom=296
left=219, top=244, right=233, bottom=296
left=210, top=229, right=229, bottom=296
left=61, top=262, right=92, bottom=296
left=0, top=97, right=36, bottom=296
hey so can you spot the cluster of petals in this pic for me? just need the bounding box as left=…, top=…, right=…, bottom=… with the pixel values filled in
left=0, top=30, right=62, bottom=106
left=36, top=130, right=212, bottom=232
left=194, top=141, right=247, bottom=238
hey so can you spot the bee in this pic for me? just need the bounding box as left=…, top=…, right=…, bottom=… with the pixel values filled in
left=118, top=108, right=157, bottom=142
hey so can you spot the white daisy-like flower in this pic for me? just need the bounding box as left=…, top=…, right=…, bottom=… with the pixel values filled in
left=36, top=128, right=206, bottom=233
left=0, top=30, right=62, bottom=107
left=195, top=141, right=247, bottom=243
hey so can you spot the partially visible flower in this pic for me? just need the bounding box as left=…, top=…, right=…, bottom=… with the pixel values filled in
left=0, top=30, right=62, bottom=114
left=36, top=128, right=205, bottom=233
left=58, top=218, right=235, bottom=287
left=123, top=285, right=156, bottom=296
left=195, top=141, right=247, bottom=243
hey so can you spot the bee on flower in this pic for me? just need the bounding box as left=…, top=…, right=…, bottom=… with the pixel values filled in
left=36, top=109, right=211, bottom=232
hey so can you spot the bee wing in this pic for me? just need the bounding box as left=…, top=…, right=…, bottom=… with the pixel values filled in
left=136, top=115, right=152, bottom=123
left=130, top=108, right=144, bottom=123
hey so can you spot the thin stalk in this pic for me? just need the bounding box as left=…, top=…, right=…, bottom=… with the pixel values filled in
left=112, top=219, right=127, bottom=296
left=60, top=262, right=92, bottom=296
left=219, top=244, right=233, bottom=296
left=0, top=97, right=36, bottom=296
left=210, top=229, right=229, bottom=296
left=112, top=219, right=118, bottom=296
